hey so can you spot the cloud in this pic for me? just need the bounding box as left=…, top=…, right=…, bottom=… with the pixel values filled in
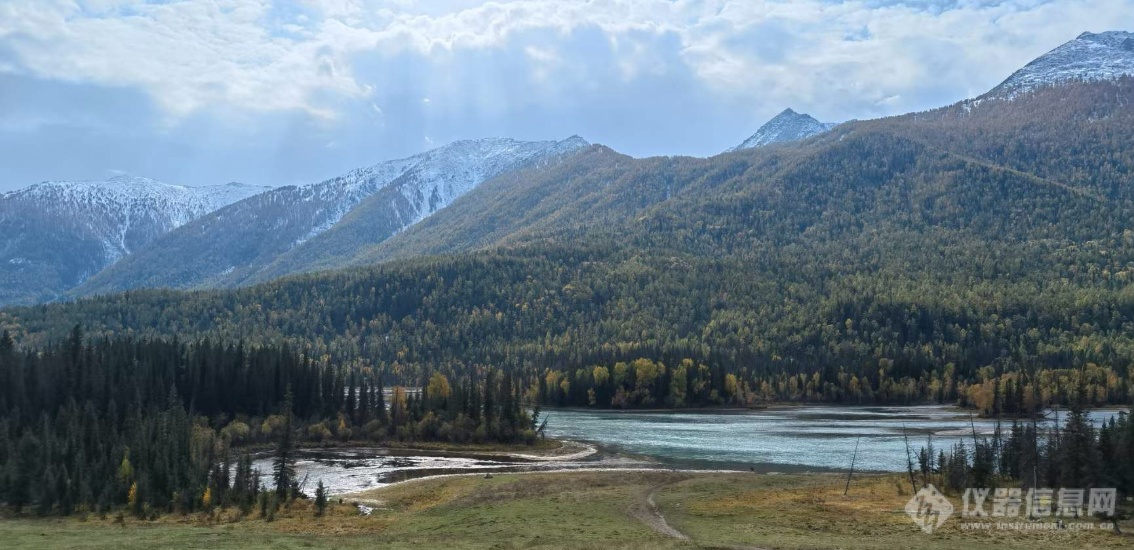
left=2, top=0, right=1134, bottom=191
left=0, top=0, right=370, bottom=118
left=2, top=0, right=1133, bottom=123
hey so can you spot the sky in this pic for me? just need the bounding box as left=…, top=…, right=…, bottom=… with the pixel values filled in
left=1, top=0, right=1133, bottom=191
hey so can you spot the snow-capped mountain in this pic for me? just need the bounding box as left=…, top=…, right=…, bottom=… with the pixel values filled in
left=0, top=176, right=268, bottom=305
left=989, top=31, right=1134, bottom=97
left=285, top=135, right=590, bottom=245
left=393, top=136, right=590, bottom=227
left=74, top=136, right=589, bottom=295
left=728, top=109, right=838, bottom=152
left=4, top=176, right=269, bottom=242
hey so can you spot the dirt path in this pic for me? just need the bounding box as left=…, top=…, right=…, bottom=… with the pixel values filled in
left=628, top=481, right=690, bottom=540
left=628, top=478, right=774, bottom=550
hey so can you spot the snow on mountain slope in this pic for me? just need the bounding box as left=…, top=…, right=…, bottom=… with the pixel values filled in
left=266, top=136, right=590, bottom=248
left=728, top=109, right=838, bottom=152
left=0, top=176, right=268, bottom=305
left=4, top=176, right=269, bottom=239
left=388, top=136, right=591, bottom=227
left=74, top=136, right=590, bottom=294
left=989, top=31, right=1134, bottom=97
left=237, top=136, right=593, bottom=284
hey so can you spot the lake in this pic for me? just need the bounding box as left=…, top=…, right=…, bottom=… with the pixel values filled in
left=541, top=405, right=1120, bottom=472
left=257, top=405, right=1124, bottom=495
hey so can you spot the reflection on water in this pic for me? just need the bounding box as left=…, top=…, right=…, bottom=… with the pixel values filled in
left=542, top=405, right=1123, bottom=473
left=253, top=406, right=1123, bottom=495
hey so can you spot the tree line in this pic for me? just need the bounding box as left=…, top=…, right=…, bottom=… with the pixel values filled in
left=537, top=358, right=1131, bottom=414
left=916, top=377, right=1134, bottom=502
left=0, top=329, right=534, bottom=517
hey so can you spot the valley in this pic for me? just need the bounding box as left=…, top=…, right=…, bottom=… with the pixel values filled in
left=2, top=21, right=1134, bottom=550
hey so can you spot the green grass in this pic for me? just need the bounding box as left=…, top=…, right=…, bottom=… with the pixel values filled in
left=0, top=519, right=345, bottom=549
left=359, top=470, right=683, bottom=549
left=657, top=474, right=1131, bottom=550
left=2, top=471, right=1131, bottom=549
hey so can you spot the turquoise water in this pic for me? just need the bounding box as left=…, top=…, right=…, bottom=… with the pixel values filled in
left=542, top=405, right=1123, bottom=472
left=256, top=405, right=1124, bottom=494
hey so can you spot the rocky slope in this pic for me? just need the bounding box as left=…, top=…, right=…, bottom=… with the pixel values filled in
left=0, top=177, right=267, bottom=305
left=728, top=109, right=838, bottom=151
left=989, top=31, right=1134, bottom=96
left=74, top=137, right=589, bottom=294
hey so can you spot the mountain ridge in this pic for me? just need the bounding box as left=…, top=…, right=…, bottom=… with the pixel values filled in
left=727, top=108, right=838, bottom=152
left=72, top=136, right=589, bottom=296
left=988, top=30, right=1134, bottom=96
left=5, top=31, right=1134, bottom=306
left=0, top=176, right=268, bottom=305
left=7, top=80, right=1134, bottom=412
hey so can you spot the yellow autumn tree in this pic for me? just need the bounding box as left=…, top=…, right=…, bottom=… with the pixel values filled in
left=337, top=412, right=353, bottom=441
left=592, top=366, right=610, bottom=387
left=426, top=373, right=452, bottom=407
left=116, top=448, right=133, bottom=484
left=127, top=481, right=138, bottom=510
left=724, top=373, right=740, bottom=403
left=390, top=386, right=408, bottom=426
left=668, top=363, right=687, bottom=407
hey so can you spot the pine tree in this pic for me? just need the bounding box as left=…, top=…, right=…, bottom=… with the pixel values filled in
left=1059, top=374, right=1099, bottom=489
left=232, top=453, right=250, bottom=506
left=0, top=330, right=13, bottom=413
left=530, top=401, right=541, bottom=431
left=272, top=386, right=296, bottom=502
left=38, top=465, right=56, bottom=516
left=57, top=464, right=73, bottom=516
left=314, top=479, right=327, bottom=517
left=358, top=380, right=371, bottom=425
left=1119, top=405, right=1134, bottom=495
left=482, top=372, right=495, bottom=431
left=374, top=375, right=388, bottom=426
left=218, top=448, right=231, bottom=507
left=346, top=373, right=357, bottom=425
left=10, top=433, right=40, bottom=513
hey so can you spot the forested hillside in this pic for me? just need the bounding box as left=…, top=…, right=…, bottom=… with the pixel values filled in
left=361, top=77, right=1134, bottom=265
left=3, top=80, right=1134, bottom=415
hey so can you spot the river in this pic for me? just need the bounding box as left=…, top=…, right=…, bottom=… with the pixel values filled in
left=254, top=405, right=1124, bottom=495
left=541, top=405, right=1119, bottom=472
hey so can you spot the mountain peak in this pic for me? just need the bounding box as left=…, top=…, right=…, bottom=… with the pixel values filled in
left=727, top=109, right=837, bottom=152
left=69, top=135, right=593, bottom=298
left=989, top=30, right=1134, bottom=97
left=559, top=135, right=590, bottom=147
left=0, top=173, right=270, bottom=304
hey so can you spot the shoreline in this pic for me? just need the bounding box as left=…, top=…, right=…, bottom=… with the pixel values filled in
left=540, top=402, right=962, bottom=415
left=245, top=437, right=590, bottom=461
left=343, top=466, right=834, bottom=497
left=285, top=437, right=889, bottom=497
left=541, top=402, right=1132, bottom=417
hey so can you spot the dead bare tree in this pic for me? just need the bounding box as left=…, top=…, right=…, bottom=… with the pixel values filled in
left=844, top=436, right=860, bottom=496
left=902, top=424, right=917, bottom=493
